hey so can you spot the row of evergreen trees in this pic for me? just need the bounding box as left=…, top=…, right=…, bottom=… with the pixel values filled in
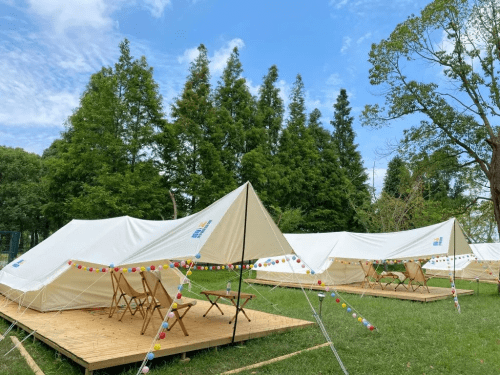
left=39, top=40, right=369, bottom=233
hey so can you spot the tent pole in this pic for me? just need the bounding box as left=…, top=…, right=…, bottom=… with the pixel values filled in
left=453, top=219, right=456, bottom=280
left=232, top=183, right=249, bottom=344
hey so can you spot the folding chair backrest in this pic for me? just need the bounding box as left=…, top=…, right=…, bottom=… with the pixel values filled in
left=117, top=273, right=137, bottom=296
left=141, top=271, right=174, bottom=307
left=405, top=262, right=425, bottom=282
left=359, top=261, right=377, bottom=278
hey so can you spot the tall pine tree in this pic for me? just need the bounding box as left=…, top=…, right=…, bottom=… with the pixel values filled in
left=331, top=88, right=369, bottom=231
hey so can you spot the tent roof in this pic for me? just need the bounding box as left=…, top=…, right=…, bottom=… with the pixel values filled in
left=470, top=243, right=500, bottom=261
left=257, top=219, right=471, bottom=270
left=0, top=182, right=292, bottom=294
left=327, top=218, right=471, bottom=261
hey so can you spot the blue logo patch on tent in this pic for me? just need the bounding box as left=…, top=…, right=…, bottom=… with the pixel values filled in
left=432, top=237, right=443, bottom=246
left=191, top=220, right=213, bottom=239
left=12, top=259, right=25, bottom=268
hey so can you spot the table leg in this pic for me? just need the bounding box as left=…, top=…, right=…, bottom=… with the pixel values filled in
left=202, top=295, right=223, bottom=317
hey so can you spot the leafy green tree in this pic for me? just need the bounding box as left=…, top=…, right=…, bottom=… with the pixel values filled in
left=362, top=0, right=500, bottom=235
left=169, top=44, right=231, bottom=212
left=275, top=75, right=322, bottom=230
left=331, top=88, right=370, bottom=231
left=383, top=156, right=410, bottom=198
left=43, top=39, right=169, bottom=225
left=241, top=65, right=284, bottom=204
left=0, top=147, right=48, bottom=250
left=306, top=109, right=348, bottom=231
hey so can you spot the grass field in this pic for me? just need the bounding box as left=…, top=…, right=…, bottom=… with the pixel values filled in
left=0, top=269, right=499, bottom=375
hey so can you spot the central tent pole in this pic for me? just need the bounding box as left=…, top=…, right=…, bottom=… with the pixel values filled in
left=232, top=183, right=249, bottom=344
left=453, top=220, right=456, bottom=280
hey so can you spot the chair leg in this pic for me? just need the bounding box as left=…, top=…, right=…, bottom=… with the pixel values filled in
left=141, top=305, right=155, bottom=335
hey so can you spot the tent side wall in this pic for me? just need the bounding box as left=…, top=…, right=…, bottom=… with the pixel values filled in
left=256, top=262, right=365, bottom=286
left=0, top=266, right=185, bottom=312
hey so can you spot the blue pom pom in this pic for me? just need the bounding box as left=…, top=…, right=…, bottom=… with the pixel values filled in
left=147, top=352, right=154, bottom=360
left=177, top=285, right=183, bottom=291
left=169, top=263, right=174, bottom=268
left=272, top=261, right=275, bottom=265
left=128, top=268, right=132, bottom=273
left=331, top=293, right=335, bottom=297
left=254, top=263, right=258, bottom=268
left=363, top=321, right=368, bottom=326
left=347, top=307, right=351, bottom=312
left=292, top=256, right=296, bottom=260
left=195, top=253, right=201, bottom=259
left=162, top=322, right=169, bottom=329
left=147, top=267, right=151, bottom=272
left=311, top=270, right=315, bottom=275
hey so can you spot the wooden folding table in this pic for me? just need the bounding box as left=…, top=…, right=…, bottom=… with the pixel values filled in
left=200, top=290, right=256, bottom=324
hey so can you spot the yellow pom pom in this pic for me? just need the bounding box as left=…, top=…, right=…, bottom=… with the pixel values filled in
left=187, top=259, right=192, bottom=265
left=342, top=303, right=346, bottom=308
left=187, top=271, right=192, bottom=276
left=140, top=266, right=146, bottom=272
left=264, top=263, right=267, bottom=267
left=282, top=258, right=285, bottom=262
left=358, top=317, right=362, bottom=322
left=172, top=303, right=177, bottom=309
left=250, top=264, right=254, bottom=268
left=306, top=270, right=310, bottom=274
left=154, top=344, right=161, bottom=351
left=321, top=282, right=325, bottom=286
left=123, top=268, right=128, bottom=273
left=164, top=264, right=169, bottom=269
left=235, top=265, right=239, bottom=269
left=222, top=266, right=225, bottom=270
left=83, top=267, right=87, bottom=271
left=205, top=266, right=208, bottom=270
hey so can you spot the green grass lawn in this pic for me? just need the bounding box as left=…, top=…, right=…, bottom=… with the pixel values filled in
left=0, top=270, right=499, bottom=375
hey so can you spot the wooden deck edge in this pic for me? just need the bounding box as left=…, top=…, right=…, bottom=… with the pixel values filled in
left=87, top=321, right=315, bottom=371
left=0, top=309, right=90, bottom=370
left=245, top=279, right=475, bottom=302
left=220, top=342, right=331, bottom=374
left=11, top=336, right=45, bottom=375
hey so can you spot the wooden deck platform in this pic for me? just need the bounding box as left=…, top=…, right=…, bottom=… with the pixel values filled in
left=245, top=279, right=475, bottom=302
left=0, top=296, right=313, bottom=374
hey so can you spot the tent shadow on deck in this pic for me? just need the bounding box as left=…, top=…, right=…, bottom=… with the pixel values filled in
left=245, top=279, right=474, bottom=302
left=0, top=296, right=313, bottom=374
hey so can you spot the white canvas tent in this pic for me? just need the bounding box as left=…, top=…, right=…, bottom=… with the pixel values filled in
left=255, top=233, right=365, bottom=285
left=255, top=218, right=472, bottom=286
left=0, top=182, right=293, bottom=311
left=423, top=243, right=500, bottom=281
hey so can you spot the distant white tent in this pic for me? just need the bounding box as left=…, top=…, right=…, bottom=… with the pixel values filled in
left=255, top=218, right=472, bottom=286
left=0, top=182, right=293, bottom=311
left=423, top=243, right=500, bottom=281
left=255, top=233, right=365, bottom=285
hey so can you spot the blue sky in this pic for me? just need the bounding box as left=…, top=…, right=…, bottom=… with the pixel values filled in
left=0, top=0, right=431, bottom=192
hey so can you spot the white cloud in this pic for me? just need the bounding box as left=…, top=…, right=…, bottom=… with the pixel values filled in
left=357, top=32, right=372, bottom=44
left=329, top=0, right=349, bottom=9
left=142, top=0, right=172, bottom=18
left=326, top=73, right=342, bottom=86
left=176, top=38, right=246, bottom=76
left=210, top=38, right=245, bottom=75
left=177, top=46, right=200, bottom=64
left=340, top=36, right=351, bottom=54
left=27, top=0, right=116, bottom=34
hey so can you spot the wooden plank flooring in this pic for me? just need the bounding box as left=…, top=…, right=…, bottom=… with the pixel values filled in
left=0, top=296, right=314, bottom=372
left=245, top=279, right=475, bottom=302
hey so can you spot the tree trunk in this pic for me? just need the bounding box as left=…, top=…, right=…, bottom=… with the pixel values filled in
left=489, top=142, right=500, bottom=237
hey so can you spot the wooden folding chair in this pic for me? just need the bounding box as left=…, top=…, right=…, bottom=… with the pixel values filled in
left=404, top=262, right=430, bottom=293
left=109, top=271, right=148, bottom=321
left=359, top=261, right=400, bottom=290
left=140, top=271, right=196, bottom=336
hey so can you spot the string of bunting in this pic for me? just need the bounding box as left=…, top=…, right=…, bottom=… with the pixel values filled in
left=67, top=259, right=254, bottom=275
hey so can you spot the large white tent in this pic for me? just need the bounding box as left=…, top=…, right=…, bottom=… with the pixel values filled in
left=255, top=233, right=365, bottom=285
left=0, top=182, right=293, bottom=311
left=255, top=218, right=472, bottom=286
left=423, top=243, right=500, bottom=281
